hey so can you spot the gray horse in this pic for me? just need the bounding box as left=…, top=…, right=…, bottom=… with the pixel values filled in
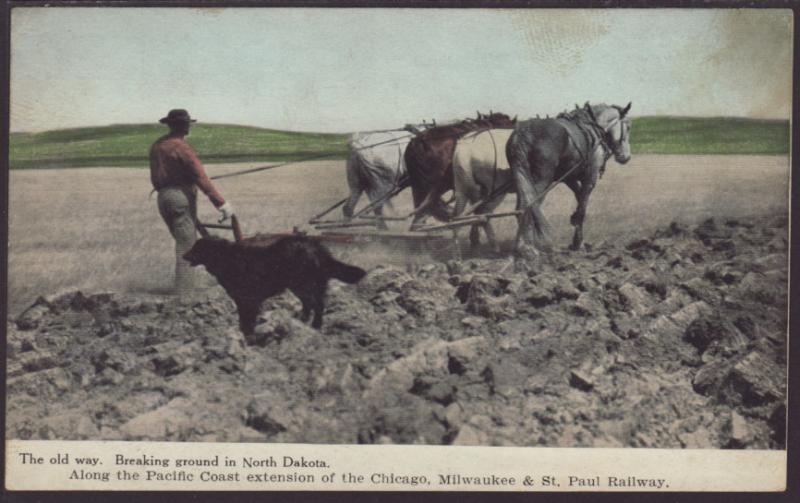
left=507, top=102, right=632, bottom=255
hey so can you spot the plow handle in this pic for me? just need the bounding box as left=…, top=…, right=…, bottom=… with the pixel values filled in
left=231, top=215, right=243, bottom=242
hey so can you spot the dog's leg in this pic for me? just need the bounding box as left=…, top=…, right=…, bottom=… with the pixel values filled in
left=311, top=281, right=327, bottom=329
left=236, top=298, right=259, bottom=335
left=299, top=294, right=313, bottom=323
left=289, top=285, right=314, bottom=323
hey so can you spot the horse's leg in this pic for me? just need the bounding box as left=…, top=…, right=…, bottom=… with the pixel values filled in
left=569, top=171, right=598, bottom=251
left=468, top=196, right=496, bottom=253
left=451, top=229, right=462, bottom=260
left=409, top=190, right=435, bottom=229
left=514, top=173, right=552, bottom=252
left=373, top=204, right=389, bottom=231
left=414, top=188, right=436, bottom=215
left=343, top=189, right=362, bottom=220
left=484, top=222, right=499, bottom=254
left=430, top=182, right=453, bottom=222
left=452, top=164, right=470, bottom=246
left=383, top=197, right=396, bottom=216
left=513, top=190, right=525, bottom=251
left=466, top=189, right=482, bottom=250
left=509, top=151, right=533, bottom=247
left=452, top=175, right=469, bottom=218
left=511, top=162, right=538, bottom=255
left=468, top=224, right=480, bottom=248
left=565, top=178, right=583, bottom=226
left=366, top=179, right=393, bottom=230
left=343, top=155, right=363, bottom=219
left=479, top=196, right=504, bottom=254
left=528, top=181, right=554, bottom=253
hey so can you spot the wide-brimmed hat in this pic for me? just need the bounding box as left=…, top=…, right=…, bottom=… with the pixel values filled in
left=159, top=109, right=197, bottom=124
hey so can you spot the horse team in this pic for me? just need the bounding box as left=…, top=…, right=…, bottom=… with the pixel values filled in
left=187, top=102, right=632, bottom=334
left=343, top=102, right=633, bottom=256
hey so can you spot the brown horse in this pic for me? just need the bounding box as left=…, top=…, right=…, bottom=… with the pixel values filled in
left=404, top=112, right=516, bottom=227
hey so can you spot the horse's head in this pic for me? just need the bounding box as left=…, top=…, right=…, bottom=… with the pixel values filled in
left=587, top=102, right=632, bottom=165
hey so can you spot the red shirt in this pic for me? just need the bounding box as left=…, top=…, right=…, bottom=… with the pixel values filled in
left=149, top=134, right=226, bottom=208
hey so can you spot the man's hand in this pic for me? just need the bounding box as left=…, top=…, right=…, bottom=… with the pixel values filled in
left=218, top=202, right=235, bottom=223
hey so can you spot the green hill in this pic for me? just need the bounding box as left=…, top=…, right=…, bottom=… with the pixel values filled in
left=9, top=123, right=349, bottom=169
left=632, top=117, right=789, bottom=155
left=8, top=117, right=789, bottom=169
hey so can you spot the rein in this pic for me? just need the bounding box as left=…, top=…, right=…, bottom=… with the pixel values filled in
left=209, top=132, right=416, bottom=181
left=209, top=119, right=511, bottom=182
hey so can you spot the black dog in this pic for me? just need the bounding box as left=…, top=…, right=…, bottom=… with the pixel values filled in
left=184, top=236, right=366, bottom=334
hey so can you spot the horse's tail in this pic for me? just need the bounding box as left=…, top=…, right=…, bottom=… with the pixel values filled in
left=404, top=142, right=428, bottom=209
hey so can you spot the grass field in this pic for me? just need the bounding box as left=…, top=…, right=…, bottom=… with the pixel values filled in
left=8, top=117, right=790, bottom=169
left=8, top=154, right=789, bottom=317
left=632, top=117, right=790, bottom=155
left=9, top=124, right=349, bottom=169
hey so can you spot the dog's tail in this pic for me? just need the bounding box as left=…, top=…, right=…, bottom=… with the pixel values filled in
left=327, top=259, right=367, bottom=284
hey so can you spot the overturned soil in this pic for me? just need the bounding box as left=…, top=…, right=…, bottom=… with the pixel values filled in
left=6, top=214, right=788, bottom=448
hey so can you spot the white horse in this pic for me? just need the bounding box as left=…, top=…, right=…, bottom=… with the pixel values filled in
left=343, top=130, right=417, bottom=229
left=452, top=128, right=516, bottom=253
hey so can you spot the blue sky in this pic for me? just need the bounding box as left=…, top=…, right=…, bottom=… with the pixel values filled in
left=10, top=8, right=793, bottom=133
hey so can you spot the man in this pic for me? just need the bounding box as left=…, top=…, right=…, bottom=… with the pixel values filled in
left=150, top=108, right=234, bottom=297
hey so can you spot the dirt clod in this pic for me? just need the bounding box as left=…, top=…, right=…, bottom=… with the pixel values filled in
left=6, top=215, right=787, bottom=448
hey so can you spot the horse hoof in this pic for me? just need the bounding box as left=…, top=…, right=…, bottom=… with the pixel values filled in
left=569, top=243, right=581, bottom=252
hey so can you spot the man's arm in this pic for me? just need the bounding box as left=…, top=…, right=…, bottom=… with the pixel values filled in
left=180, top=144, right=226, bottom=208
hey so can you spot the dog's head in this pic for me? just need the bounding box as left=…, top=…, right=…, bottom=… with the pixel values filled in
left=183, top=237, right=231, bottom=267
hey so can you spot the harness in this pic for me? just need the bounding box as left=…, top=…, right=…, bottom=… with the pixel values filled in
left=456, top=127, right=502, bottom=199
left=556, top=110, right=617, bottom=179
left=395, top=143, right=405, bottom=187
left=486, top=127, right=499, bottom=197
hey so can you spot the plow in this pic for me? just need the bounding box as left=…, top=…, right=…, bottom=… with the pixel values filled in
left=196, top=120, right=525, bottom=259
left=305, top=178, right=520, bottom=255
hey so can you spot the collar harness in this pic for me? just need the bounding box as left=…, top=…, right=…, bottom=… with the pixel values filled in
left=557, top=108, right=625, bottom=178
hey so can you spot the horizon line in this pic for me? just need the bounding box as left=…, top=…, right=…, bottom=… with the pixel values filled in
left=9, top=114, right=792, bottom=136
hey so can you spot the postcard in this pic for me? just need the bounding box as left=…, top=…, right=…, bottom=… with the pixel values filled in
left=5, top=5, right=792, bottom=492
